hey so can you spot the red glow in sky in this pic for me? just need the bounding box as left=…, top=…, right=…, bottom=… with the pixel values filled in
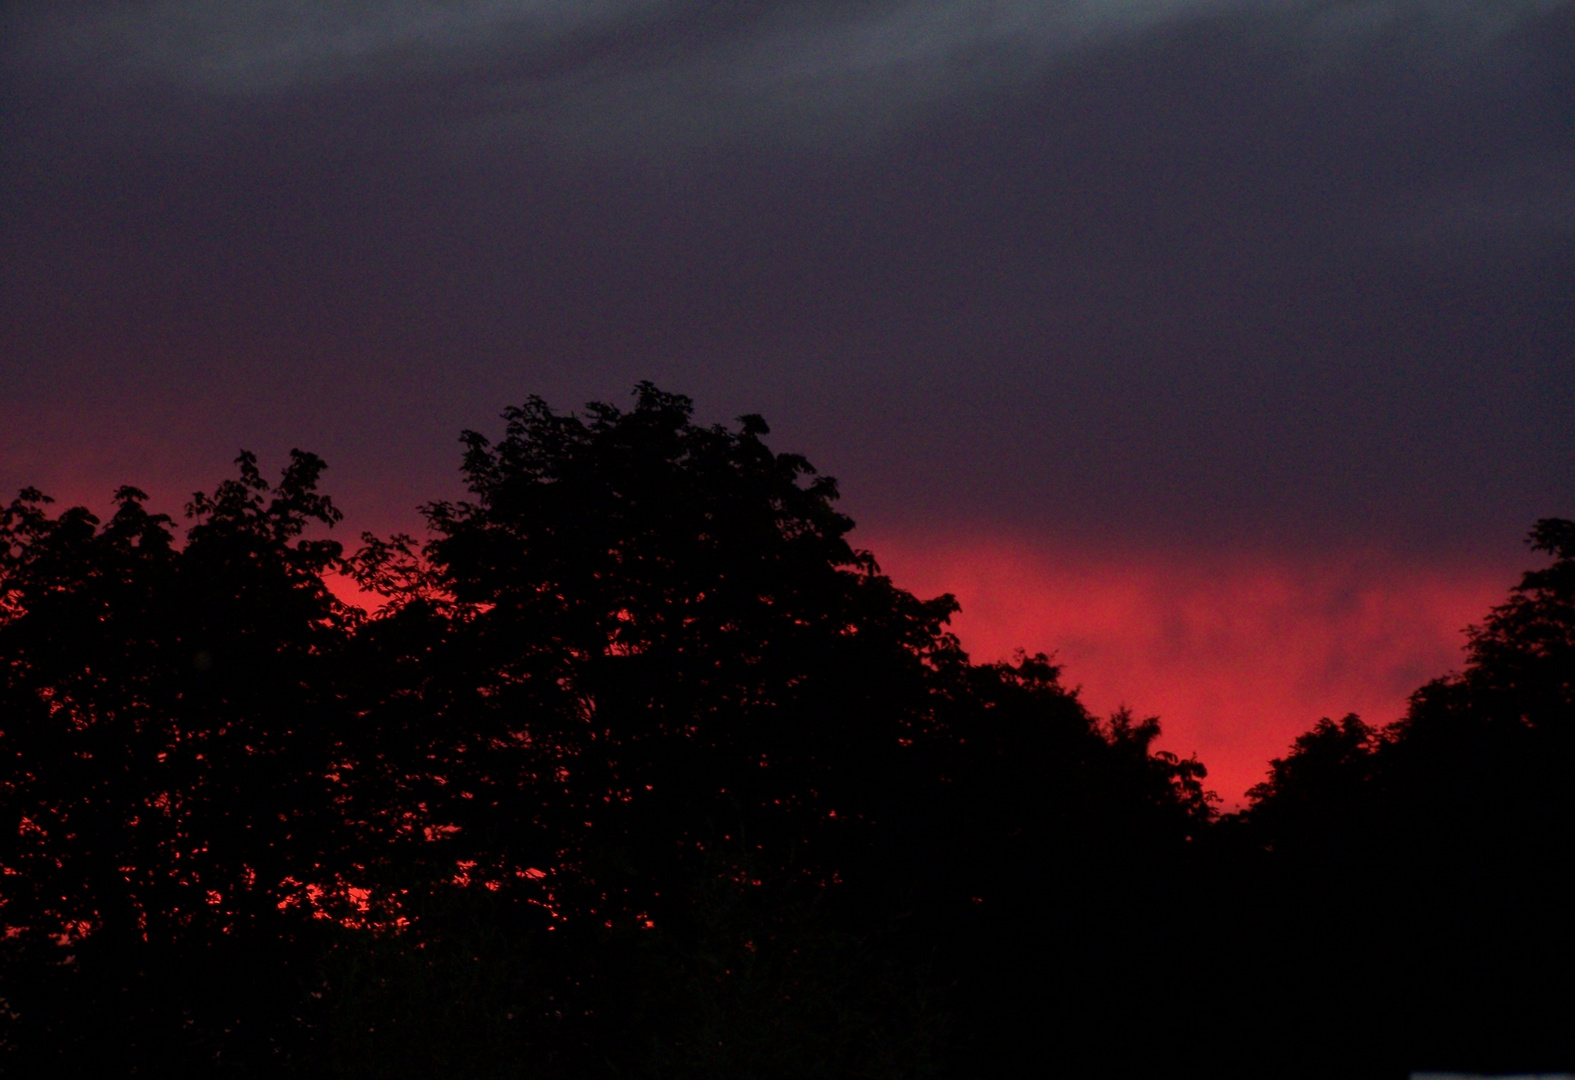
left=869, top=532, right=1512, bottom=806
left=4, top=456, right=1522, bottom=809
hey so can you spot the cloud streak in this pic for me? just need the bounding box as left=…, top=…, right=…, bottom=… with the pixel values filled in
left=19, top=0, right=666, bottom=92
left=19, top=0, right=1569, bottom=149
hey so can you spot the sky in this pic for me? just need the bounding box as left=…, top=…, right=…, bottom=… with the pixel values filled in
left=3, top=0, right=1572, bottom=802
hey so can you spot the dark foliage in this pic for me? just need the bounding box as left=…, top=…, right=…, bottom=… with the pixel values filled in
left=1221, top=518, right=1575, bottom=1078
left=0, top=384, right=1568, bottom=1077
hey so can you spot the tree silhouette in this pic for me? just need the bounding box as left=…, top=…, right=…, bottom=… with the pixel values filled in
left=1, top=386, right=1564, bottom=1078
left=1230, top=518, right=1575, bottom=1078
left=326, top=385, right=1218, bottom=1076
left=0, top=452, right=355, bottom=1070
left=337, top=386, right=963, bottom=915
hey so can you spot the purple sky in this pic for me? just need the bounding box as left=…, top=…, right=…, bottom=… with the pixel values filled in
left=3, top=0, right=1571, bottom=798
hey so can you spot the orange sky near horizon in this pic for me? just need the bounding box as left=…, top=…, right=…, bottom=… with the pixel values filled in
left=866, top=533, right=1514, bottom=807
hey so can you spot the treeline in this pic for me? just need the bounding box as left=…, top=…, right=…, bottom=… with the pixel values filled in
left=0, top=385, right=1569, bottom=1078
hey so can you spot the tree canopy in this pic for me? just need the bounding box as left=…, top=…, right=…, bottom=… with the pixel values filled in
left=1, top=384, right=1568, bottom=1078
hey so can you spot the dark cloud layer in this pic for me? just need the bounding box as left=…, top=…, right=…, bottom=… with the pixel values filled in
left=3, top=0, right=1572, bottom=554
